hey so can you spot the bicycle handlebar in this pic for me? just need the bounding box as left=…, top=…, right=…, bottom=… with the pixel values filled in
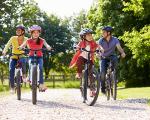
left=20, top=48, right=54, bottom=53
left=74, top=47, right=101, bottom=53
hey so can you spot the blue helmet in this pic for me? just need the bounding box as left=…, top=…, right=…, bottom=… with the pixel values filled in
left=102, top=26, right=113, bottom=32
left=79, top=28, right=94, bottom=38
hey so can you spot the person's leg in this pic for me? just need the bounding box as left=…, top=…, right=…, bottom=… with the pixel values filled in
left=9, top=59, right=17, bottom=89
left=28, top=58, right=32, bottom=83
left=99, top=59, right=108, bottom=93
left=37, top=58, right=47, bottom=91
left=88, top=61, right=95, bottom=90
left=76, top=56, right=86, bottom=78
left=110, top=55, right=118, bottom=70
left=38, top=58, right=44, bottom=84
left=110, top=55, right=118, bottom=80
left=19, top=57, right=27, bottom=82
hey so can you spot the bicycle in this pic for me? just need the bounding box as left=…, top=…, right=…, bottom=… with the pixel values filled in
left=22, top=48, right=50, bottom=105
left=76, top=47, right=100, bottom=106
left=2, top=53, right=25, bottom=100
left=103, top=55, right=120, bottom=100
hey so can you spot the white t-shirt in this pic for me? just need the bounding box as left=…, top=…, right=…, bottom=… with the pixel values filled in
left=80, top=45, right=91, bottom=60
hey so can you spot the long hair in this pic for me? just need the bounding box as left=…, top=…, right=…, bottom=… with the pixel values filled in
left=36, top=37, right=41, bottom=45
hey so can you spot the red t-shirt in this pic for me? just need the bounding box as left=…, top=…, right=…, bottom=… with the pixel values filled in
left=27, top=38, right=44, bottom=57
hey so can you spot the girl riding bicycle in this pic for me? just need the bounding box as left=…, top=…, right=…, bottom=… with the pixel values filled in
left=19, top=25, right=52, bottom=91
left=70, top=28, right=104, bottom=96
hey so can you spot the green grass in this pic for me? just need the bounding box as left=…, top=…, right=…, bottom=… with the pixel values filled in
left=117, top=87, right=150, bottom=99
left=117, top=87, right=150, bottom=106
left=0, top=81, right=30, bottom=97
left=45, top=80, right=80, bottom=88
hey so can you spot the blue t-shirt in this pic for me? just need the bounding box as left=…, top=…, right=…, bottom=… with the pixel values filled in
left=98, top=36, right=120, bottom=57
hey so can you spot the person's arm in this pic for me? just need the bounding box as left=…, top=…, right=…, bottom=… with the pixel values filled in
left=116, top=43, right=126, bottom=58
left=2, top=37, right=12, bottom=56
left=97, top=44, right=104, bottom=53
left=43, top=40, right=52, bottom=50
left=96, top=39, right=104, bottom=53
left=19, top=40, right=27, bottom=49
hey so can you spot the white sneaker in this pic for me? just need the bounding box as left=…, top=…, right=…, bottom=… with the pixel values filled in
left=10, top=88, right=15, bottom=94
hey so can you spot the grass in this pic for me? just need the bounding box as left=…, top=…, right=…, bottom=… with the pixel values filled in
left=0, top=81, right=30, bottom=97
left=117, top=87, right=150, bottom=99
left=117, top=87, right=150, bottom=106
left=45, top=80, right=80, bottom=88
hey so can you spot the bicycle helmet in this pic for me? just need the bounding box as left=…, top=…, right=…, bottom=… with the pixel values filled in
left=102, top=26, right=113, bottom=32
left=79, top=28, right=94, bottom=39
left=16, top=25, right=25, bottom=31
left=29, top=25, right=41, bottom=32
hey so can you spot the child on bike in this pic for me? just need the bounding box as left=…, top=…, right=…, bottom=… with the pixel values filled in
left=19, top=25, right=52, bottom=91
left=70, top=28, right=104, bottom=96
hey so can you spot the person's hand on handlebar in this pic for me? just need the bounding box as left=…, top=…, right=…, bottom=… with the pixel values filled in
left=2, top=51, right=7, bottom=56
left=46, top=46, right=52, bottom=51
left=98, top=45, right=104, bottom=53
left=121, top=52, right=126, bottom=58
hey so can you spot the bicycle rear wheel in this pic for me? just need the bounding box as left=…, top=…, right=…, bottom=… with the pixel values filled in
left=85, top=68, right=100, bottom=106
left=31, top=65, right=37, bottom=105
left=16, top=69, right=21, bottom=100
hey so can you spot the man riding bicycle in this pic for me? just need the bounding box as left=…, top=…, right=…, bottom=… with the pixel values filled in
left=98, top=26, right=126, bottom=94
left=2, top=25, right=28, bottom=94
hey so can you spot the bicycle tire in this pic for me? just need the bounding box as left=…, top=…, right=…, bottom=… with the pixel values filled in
left=16, top=69, right=21, bottom=100
left=106, top=80, right=110, bottom=101
left=111, top=71, right=117, bottom=100
left=31, top=65, right=37, bottom=105
left=86, top=69, right=100, bottom=106
left=81, top=70, right=88, bottom=103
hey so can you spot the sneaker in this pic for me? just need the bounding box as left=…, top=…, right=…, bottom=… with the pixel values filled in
left=10, top=88, right=15, bottom=94
left=39, top=84, right=47, bottom=92
left=90, top=90, right=96, bottom=97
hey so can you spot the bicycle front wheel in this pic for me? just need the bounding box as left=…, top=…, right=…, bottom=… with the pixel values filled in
left=16, top=69, right=21, bottom=100
left=81, top=70, right=88, bottom=103
left=31, top=65, right=37, bottom=105
left=85, top=68, right=100, bottom=106
left=106, top=79, right=110, bottom=101
left=111, top=71, right=117, bottom=100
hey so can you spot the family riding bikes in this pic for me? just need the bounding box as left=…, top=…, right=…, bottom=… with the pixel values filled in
left=2, top=25, right=52, bottom=104
left=70, top=26, right=126, bottom=105
left=2, top=24, right=125, bottom=106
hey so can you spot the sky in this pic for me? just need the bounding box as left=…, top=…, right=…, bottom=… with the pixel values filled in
left=35, top=0, right=94, bottom=18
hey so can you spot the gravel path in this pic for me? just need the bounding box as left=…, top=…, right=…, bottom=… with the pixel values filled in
left=0, top=89, right=150, bottom=120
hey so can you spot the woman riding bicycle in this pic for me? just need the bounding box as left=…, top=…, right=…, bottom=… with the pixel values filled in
left=19, top=25, right=52, bottom=91
left=2, top=25, right=28, bottom=94
left=70, top=28, right=104, bottom=96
